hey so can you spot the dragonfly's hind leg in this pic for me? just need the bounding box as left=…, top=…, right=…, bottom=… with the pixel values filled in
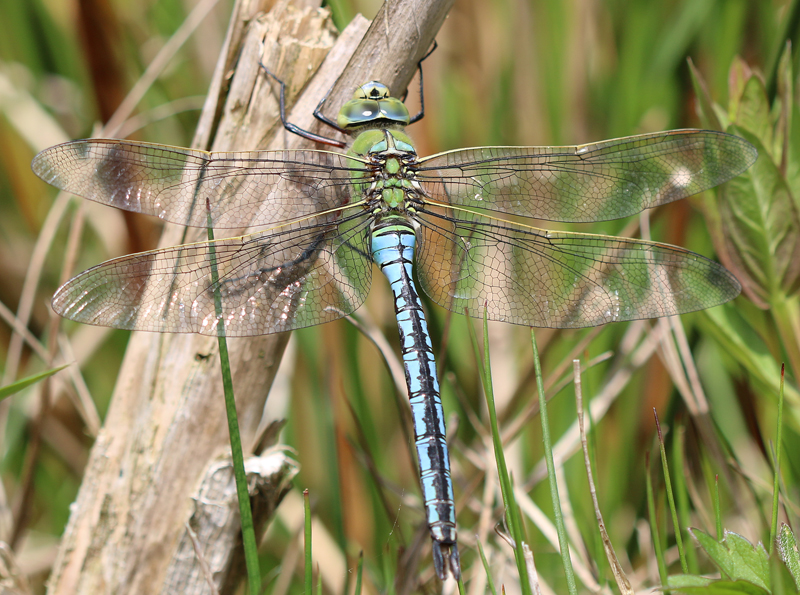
left=258, top=63, right=346, bottom=147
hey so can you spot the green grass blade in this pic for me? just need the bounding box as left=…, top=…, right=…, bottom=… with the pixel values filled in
left=466, top=309, right=531, bottom=593
left=769, top=364, right=785, bottom=554
left=646, top=452, right=669, bottom=588
left=714, top=475, right=722, bottom=540
left=654, top=409, right=688, bottom=574
left=304, top=488, right=312, bottom=594
left=531, top=330, right=578, bottom=595
left=476, top=539, right=499, bottom=595
left=207, top=221, right=261, bottom=595
left=354, top=552, right=364, bottom=595
left=0, top=364, right=69, bottom=400
left=382, top=543, right=396, bottom=595
left=574, top=360, right=633, bottom=594
left=672, top=423, right=698, bottom=573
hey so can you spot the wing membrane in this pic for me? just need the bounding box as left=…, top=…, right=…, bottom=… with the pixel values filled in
left=52, top=214, right=373, bottom=336
left=414, top=206, right=741, bottom=328
left=32, top=139, right=368, bottom=229
left=416, top=130, right=757, bottom=222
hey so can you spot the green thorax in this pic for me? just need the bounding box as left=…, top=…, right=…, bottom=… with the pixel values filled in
left=338, top=82, right=418, bottom=210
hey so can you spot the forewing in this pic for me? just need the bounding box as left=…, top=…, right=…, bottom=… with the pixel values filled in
left=32, top=139, right=365, bottom=229
left=416, top=130, right=757, bottom=222
left=52, top=214, right=373, bottom=336
left=414, top=207, right=741, bottom=328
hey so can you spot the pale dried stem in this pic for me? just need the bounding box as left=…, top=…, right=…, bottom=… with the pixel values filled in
left=574, top=359, right=633, bottom=595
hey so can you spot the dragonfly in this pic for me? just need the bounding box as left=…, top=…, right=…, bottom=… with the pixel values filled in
left=32, top=64, right=756, bottom=580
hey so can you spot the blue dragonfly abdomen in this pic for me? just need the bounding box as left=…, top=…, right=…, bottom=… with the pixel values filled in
left=371, top=217, right=459, bottom=577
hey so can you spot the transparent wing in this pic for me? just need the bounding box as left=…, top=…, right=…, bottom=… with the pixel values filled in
left=52, top=213, right=373, bottom=336
left=416, top=130, right=757, bottom=222
left=32, top=139, right=367, bottom=229
left=414, top=206, right=740, bottom=329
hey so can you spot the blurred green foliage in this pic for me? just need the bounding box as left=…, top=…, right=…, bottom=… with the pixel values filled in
left=1, top=0, right=799, bottom=593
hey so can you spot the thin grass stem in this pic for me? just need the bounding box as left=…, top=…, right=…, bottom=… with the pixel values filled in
left=531, top=330, right=578, bottom=595
left=477, top=539, right=499, bottom=595
left=207, top=220, right=261, bottom=594
left=645, top=452, right=668, bottom=588
left=354, top=552, right=364, bottom=595
left=466, top=308, right=532, bottom=593
left=769, top=364, right=786, bottom=554
left=672, top=424, right=697, bottom=573
left=714, top=475, right=722, bottom=540
left=304, top=489, right=312, bottom=594
left=653, top=409, right=688, bottom=574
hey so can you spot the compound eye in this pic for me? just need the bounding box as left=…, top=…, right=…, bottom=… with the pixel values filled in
left=338, top=81, right=409, bottom=128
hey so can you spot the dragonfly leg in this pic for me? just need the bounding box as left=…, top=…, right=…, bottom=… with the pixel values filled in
left=311, top=82, right=348, bottom=133
left=407, top=41, right=437, bottom=125
left=258, top=62, right=346, bottom=147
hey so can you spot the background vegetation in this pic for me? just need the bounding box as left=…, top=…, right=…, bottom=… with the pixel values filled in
left=0, top=0, right=798, bottom=592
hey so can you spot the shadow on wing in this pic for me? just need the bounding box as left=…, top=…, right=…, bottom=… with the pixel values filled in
left=52, top=212, right=374, bottom=336
left=413, top=204, right=741, bottom=329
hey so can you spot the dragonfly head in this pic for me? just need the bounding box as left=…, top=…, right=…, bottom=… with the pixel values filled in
left=337, top=81, right=410, bottom=130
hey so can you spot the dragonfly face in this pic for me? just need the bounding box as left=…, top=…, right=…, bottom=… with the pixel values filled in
left=32, top=70, right=757, bottom=581
left=337, top=81, right=411, bottom=129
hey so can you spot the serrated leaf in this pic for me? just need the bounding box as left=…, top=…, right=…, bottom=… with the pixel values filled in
left=690, top=528, right=771, bottom=591
left=725, top=532, right=770, bottom=588
left=714, top=128, right=800, bottom=305
left=777, top=523, right=800, bottom=590
left=692, top=529, right=736, bottom=575
left=728, top=57, right=754, bottom=123
left=0, top=364, right=69, bottom=400
left=734, top=76, right=773, bottom=155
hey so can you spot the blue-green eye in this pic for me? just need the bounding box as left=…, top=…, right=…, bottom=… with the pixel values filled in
left=337, top=82, right=411, bottom=129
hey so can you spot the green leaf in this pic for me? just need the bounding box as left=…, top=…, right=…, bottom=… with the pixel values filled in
left=700, top=52, right=800, bottom=307
left=727, top=58, right=749, bottom=124
left=666, top=578, right=770, bottom=595
left=715, top=127, right=800, bottom=306
left=0, top=364, right=69, bottom=400
left=733, top=76, right=773, bottom=155
left=667, top=574, right=714, bottom=588
left=690, top=528, right=771, bottom=591
left=777, top=523, right=800, bottom=590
